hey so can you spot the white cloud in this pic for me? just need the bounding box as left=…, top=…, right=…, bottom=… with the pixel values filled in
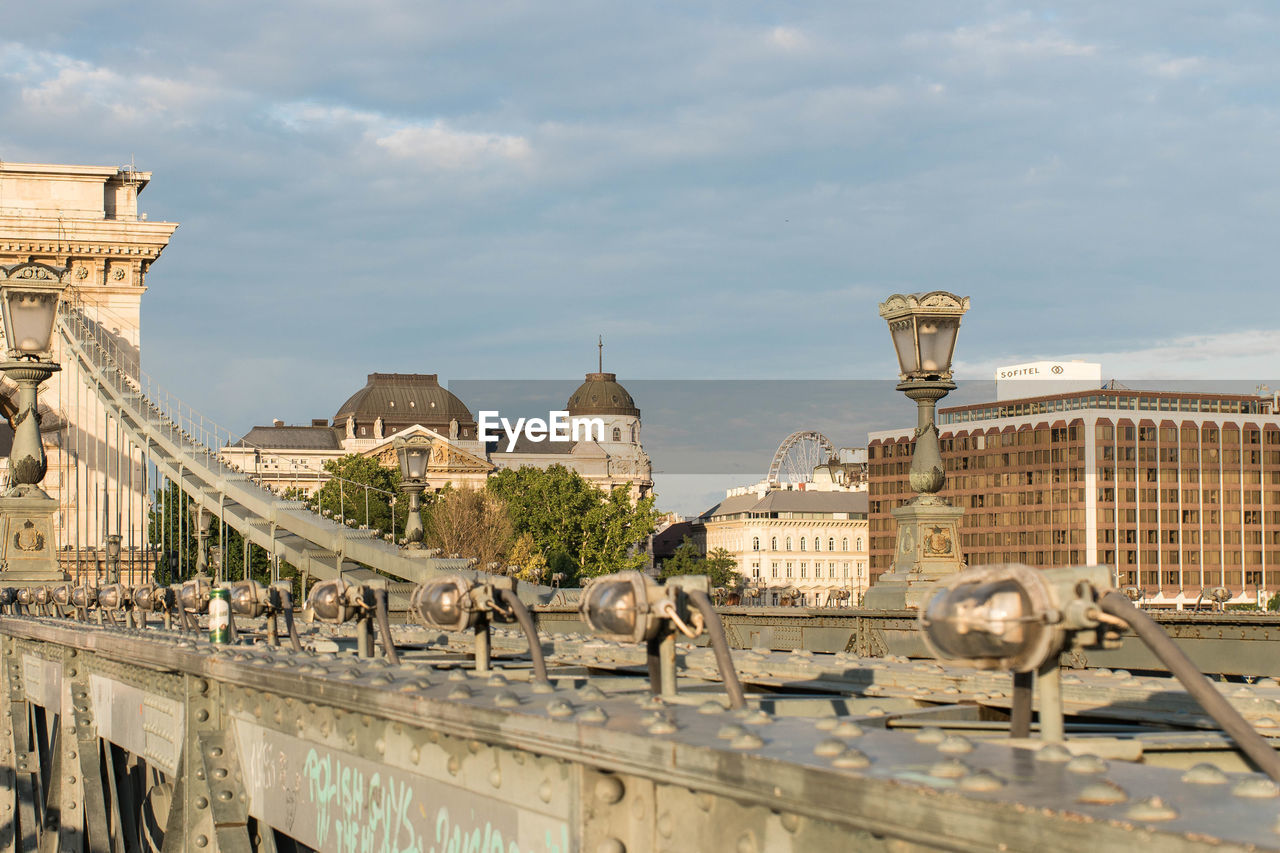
left=768, top=26, right=810, bottom=53
left=955, top=330, right=1280, bottom=381
left=375, top=122, right=530, bottom=168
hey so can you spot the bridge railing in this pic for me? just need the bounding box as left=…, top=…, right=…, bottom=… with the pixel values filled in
left=54, top=293, right=551, bottom=596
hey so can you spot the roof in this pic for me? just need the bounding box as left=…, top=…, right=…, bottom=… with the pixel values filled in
left=334, top=373, right=473, bottom=424
left=490, top=434, right=578, bottom=455
left=702, top=490, right=869, bottom=520
left=567, top=372, right=639, bottom=417
left=230, top=426, right=342, bottom=451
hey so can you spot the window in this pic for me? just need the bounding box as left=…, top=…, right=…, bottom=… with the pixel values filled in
left=815, top=563, right=823, bottom=578
left=842, top=562, right=849, bottom=578
left=828, top=537, right=835, bottom=551
left=813, top=537, right=821, bottom=552
left=786, top=537, right=792, bottom=551
left=799, top=562, right=807, bottom=578
left=786, top=562, right=793, bottom=578
left=772, top=564, right=779, bottom=578
left=770, top=537, right=777, bottom=550
left=800, top=537, right=807, bottom=551
left=856, top=537, right=863, bottom=551
left=842, top=537, right=849, bottom=551
left=612, top=427, right=621, bottom=441
left=752, top=536, right=760, bottom=551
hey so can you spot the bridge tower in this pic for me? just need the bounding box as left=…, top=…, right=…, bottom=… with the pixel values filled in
left=0, top=162, right=178, bottom=576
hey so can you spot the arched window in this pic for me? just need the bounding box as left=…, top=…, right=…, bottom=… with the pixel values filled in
left=752, top=536, right=760, bottom=551
left=828, top=537, right=835, bottom=551
left=770, top=536, right=777, bottom=550
left=630, top=425, right=637, bottom=442
left=814, top=537, right=821, bottom=552
left=856, top=537, right=863, bottom=551
left=612, top=427, right=621, bottom=441
left=799, top=537, right=806, bottom=551
left=785, top=537, right=792, bottom=551
left=841, top=537, right=849, bottom=551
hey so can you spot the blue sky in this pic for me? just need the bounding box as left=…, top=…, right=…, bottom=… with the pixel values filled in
left=4, top=2, right=1280, bottom=512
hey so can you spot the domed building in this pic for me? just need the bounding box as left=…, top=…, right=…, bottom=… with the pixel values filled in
left=222, top=363, right=652, bottom=500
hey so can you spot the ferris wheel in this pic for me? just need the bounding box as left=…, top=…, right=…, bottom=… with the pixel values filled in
left=767, top=431, right=836, bottom=486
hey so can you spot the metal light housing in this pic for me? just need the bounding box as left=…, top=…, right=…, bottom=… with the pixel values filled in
left=304, top=578, right=369, bottom=624
left=579, top=570, right=666, bottom=644
left=0, top=588, right=14, bottom=607
left=919, top=564, right=1113, bottom=672
left=228, top=579, right=270, bottom=618
left=395, top=434, right=431, bottom=482
left=71, top=585, right=98, bottom=610
left=16, top=588, right=34, bottom=607
left=98, top=583, right=129, bottom=611
left=52, top=584, right=73, bottom=608
left=33, top=586, right=51, bottom=607
left=0, top=264, right=66, bottom=359
left=179, top=576, right=212, bottom=614
left=410, top=575, right=483, bottom=631
left=878, top=292, right=970, bottom=381
left=132, top=583, right=165, bottom=613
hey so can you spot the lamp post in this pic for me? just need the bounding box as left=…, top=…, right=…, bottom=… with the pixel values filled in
left=864, top=291, right=971, bottom=611
left=190, top=503, right=212, bottom=579
left=106, top=534, right=122, bottom=584
left=0, top=263, right=71, bottom=586
left=394, top=434, right=430, bottom=550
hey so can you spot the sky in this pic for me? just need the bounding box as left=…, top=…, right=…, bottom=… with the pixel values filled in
left=3, top=2, right=1280, bottom=513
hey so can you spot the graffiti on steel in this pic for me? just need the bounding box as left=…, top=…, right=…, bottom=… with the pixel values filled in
left=236, top=720, right=571, bottom=852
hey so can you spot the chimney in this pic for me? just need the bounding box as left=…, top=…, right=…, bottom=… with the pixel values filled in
left=312, top=418, right=328, bottom=427
left=273, top=419, right=284, bottom=427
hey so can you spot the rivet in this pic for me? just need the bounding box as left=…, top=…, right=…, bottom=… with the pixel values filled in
left=1234, top=778, right=1280, bottom=799
left=814, top=738, right=845, bottom=757
left=595, top=775, right=625, bottom=804
left=833, top=748, right=870, bottom=769
left=1034, top=744, right=1072, bottom=763
left=448, top=685, right=473, bottom=700
left=494, top=691, right=520, bottom=708
left=195, top=709, right=209, bottom=723
left=209, top=747, right=223, bottom=758
left=1126, top=796, right=1178, bottom=821
left=929, top=759, right=969, bottom=779
left=833, top=720, right=865, bottom=738
left=447, top=756, right=461, bottom=776
left=698, top=700, right=725, bottom=714
left=938, top=735, right=974, bottom=755
left=579, top=706, right=608, bottom=724
left=648, top=719, right=677, bottom=735
left=718, top=724, right=747, bottom=740
left=489, top=768, right=502, bottom=788
left=194, top=836, right=209, bottom=848
left=538, top=780, right=553, bottom=803
left=1181, top=763, right=1228, bottom=785
left=218, top=790, right=233, bottom=801
left=1065, top=755, right=1107, bottom=775
left=914, top=727, right=945, bottom=744
left=1076, top=781, right=1127, bottom=805
left=959, top=770, right=1004, bottom=792
left=731, top=732, right=765, bottom=750
left=779, top=812, right=800, bottom=833
left=547, top=699, right=574, bottom=717
left=195, top=796, right=209, bottom=809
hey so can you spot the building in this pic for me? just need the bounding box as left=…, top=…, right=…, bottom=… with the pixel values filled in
left=0, top=162, right=178, bottom=571
left=699, top=490, right=869, bottom=606
left=868, top=386, right=1280, bottom=608
left=222, top=369, right=653, bottom=500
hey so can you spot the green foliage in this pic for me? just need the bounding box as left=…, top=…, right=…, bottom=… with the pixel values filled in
left=1269, top=593, right=1280, bottom=612
left=307, top=455, right=404, bottom=536
left=658, top=539, right=740, bottom=589
left=486, top=464, right=659, bottom=584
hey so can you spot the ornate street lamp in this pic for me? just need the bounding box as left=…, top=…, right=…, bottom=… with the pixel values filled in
left=189, top=503, right=212, bottom=578
left=865, top=291, right=971, bottom=611
left=106, top=534, right=122, bottom=584
left=0, top=263, right=71, bottom=585
left=394, top=434, right=431, bottom=550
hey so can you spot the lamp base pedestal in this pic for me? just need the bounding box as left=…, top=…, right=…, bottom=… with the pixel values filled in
left=0, top=488, right=69, bottom=585
left=863, top=498, right=965, bottom=611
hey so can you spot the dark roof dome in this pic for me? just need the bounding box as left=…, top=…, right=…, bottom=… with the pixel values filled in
left=567, top=372, right=639, bottom=417
left=334, top=373, right=473, bottom=424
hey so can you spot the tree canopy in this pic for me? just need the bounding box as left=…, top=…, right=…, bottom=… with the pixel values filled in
left=658, top=539, right=741, bottom=588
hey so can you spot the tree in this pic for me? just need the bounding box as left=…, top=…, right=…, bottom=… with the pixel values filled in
left=486, top=464, right=659, bottom=584
left=425, top=488, right=514, bottom=569
left=658, top=540, right=740, bottom=589
left=305, top=454, right=425, bottom=541
left=507, top=533, right=549, bottom=583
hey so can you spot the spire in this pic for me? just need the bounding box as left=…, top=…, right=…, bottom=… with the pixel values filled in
left=598, top=334, right=603, bottom=373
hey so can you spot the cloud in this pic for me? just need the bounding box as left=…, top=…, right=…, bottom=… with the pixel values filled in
left=768, top=26, right=810, bottom=53
left=955, top=330, right=1280, bottom=382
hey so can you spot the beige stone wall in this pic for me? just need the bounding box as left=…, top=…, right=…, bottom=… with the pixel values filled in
left=705, top=514, right=870, bottom=605
left=0, top=162, right=178, bottom=560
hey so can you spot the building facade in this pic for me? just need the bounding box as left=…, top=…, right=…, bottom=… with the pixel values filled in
left=222, top=370, right=653, bottom=500
left=700, top=490, right=869, bottom=606
left=0, top=162, right=178, bottom=571
left=868, top=388, right=1280, bottom=607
